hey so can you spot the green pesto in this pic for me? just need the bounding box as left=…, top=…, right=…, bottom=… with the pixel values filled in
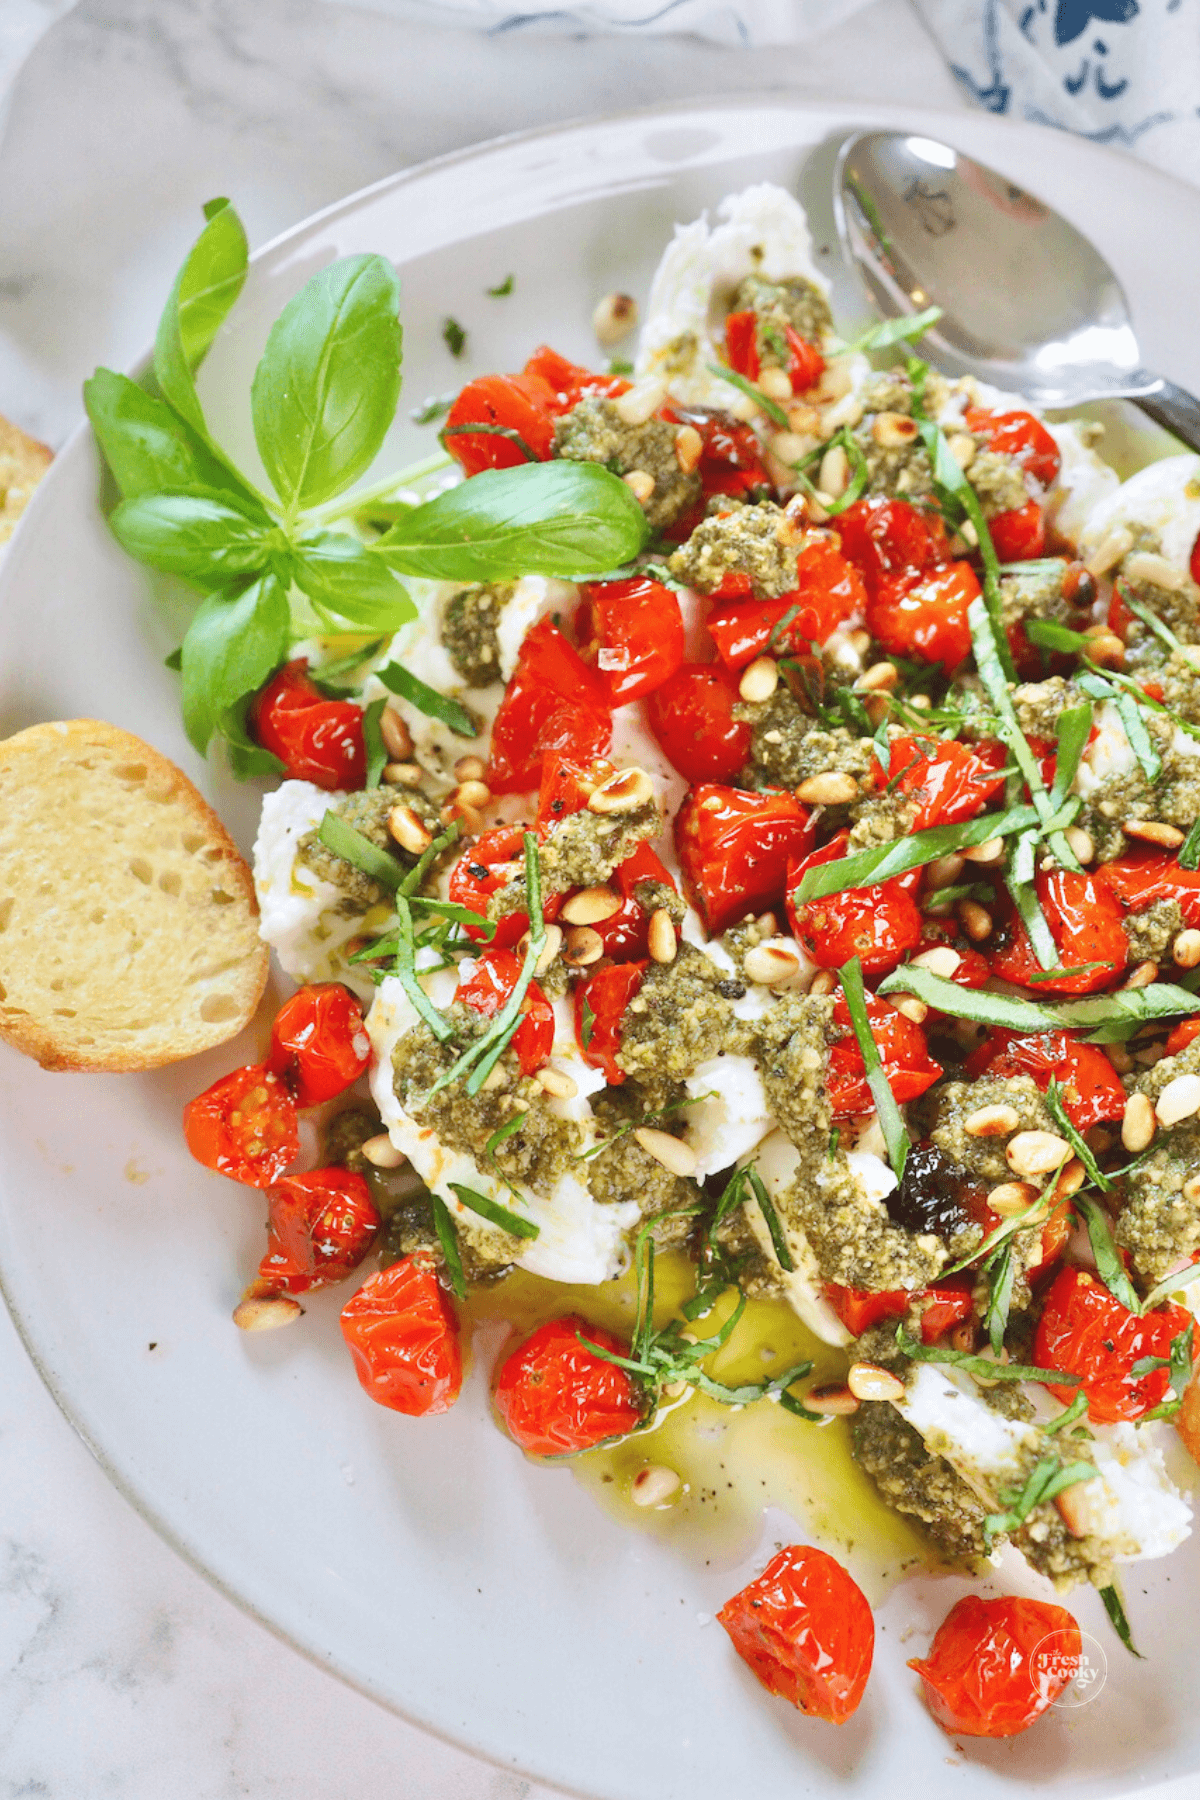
left=1078, top=706, right=1200, bottom=859
left=440, top=581, right=514, bottom=687
left=1159, top=647, right=1200, bottom=726
left=730, top=273, right=833, bottom=360
left=585, top=1098, right=702, bottom=1250
left=1124, top=897, right=1185, bottom=963
left=296, top=785, right=439, bottom=908
left=322, top=1107, right=381, bottom=1176
left=1010, top=675, right=1083, bottom=740
left=381, top=1186, right=514, bottom=1285
left=851, top=1402, right=988, bottom=1565
left=554, top=395, right=700, bottom=531
left=721, top=912, right=789, bottom=978
left=668, top=501, right=798, bottom=599
left=931, top=1075, right=1055, bottom=1187
left=1116, top=1035, right=1200, bottom=1279
left=634, top=877, right=687, bottom=927
left=968, top=448, right=1031, bottom=518
left=998, top=561, right=1072, bottom=634
left=616, top=942, right=745, bottom=1110
left=1120, top=531, right=1200, bottom=667
left=491, top=797, right=659, bottom=918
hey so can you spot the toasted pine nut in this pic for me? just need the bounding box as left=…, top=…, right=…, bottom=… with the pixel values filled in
left=795, top=771, right=858, bottom=806
left=774, top=495, right=810, bottom=546
left=453, top=779, right=491, bottom=809
left=909, top=693, right=932, bottom=711
left=1174, top=929, right=1200, bottom=969
left=388, top=803, right=433, bottom=856
left=518, top=922, right=563, bottom=976
left=674, top=424, right=704, bottom=474
left=821, top=393, right=864, bottom=433
left=787, top=403, right=821, bottom=436
left=648, top=908, right=678, bottom=965
left=912, top=946, right=961, bottom=978
left=1006, top=1130, right=1071, bottom=1178
left=965, top=1103, right=1021, bottom=1138
left=560, top=887, right=622, bottom=926
left=1054, top=1478, right=1096, bottom=1539
left=233, top=1294, right=303, bottom=1332
left=757, top=366, right=794, bottom=403
left=563, top=925, right=604, bottom=966
left=769, top=430, right=810, bottom=466
left=536, top=1066, right=578, bottom=1100
left=961, top=837, right=1006, bottom=867
left=1084, top=631, right=1126, bottom=670
left=1106, top=1042, right=1133, bottom=1075
left=592, top=291, right=638, bottom=346
left=804, top=1383, right=860, bottom=1416
left=1156, top=1073, right=1200, bottom=1127
left=383, top=761, right=424, bottom=787
left=927, top=855, right=965, bottom=888
left=871, top=411, right=919, bottom=448
left=856, top=661, right=899, bottom=693
left=480, top=1064, right=509, bottom=1092
left=1048, top=1158, right=1087, bottom=1202
left=1123, top=960, right=1159, bottom=990
left=1123, top=550, right=1186, bottom=590
left=1065, top=826, right=1095, bottom=865
left=959, top=900, right=993, bottom=941
left=847, top=1362, right=905, bottom=1402
left=893, top=996, right=928, bottom=1024
left=1184, top=1175, right=1200, bottom=1204
left=987, top=1181, right=1039, bottom=1217
left=744, top=943, right=802, bottom=987
left=454, top=754, right=487, bottom=783
left=847, top=628, right=872, bottom=656
left=614, top=378, right=667, bottom=426
left=819, top=444, right=850, bottom=499
left=946, top=432, right=976, bottom=470
left=1084, top=525, right=1133, bottom=577
left=1121, top=1092, right=1156, bottom=1153
left=809, top=970, right=837, bottom=997
left=587, top=767, right=655, bottom=815
left=440, top=799, right=484, bottom=836
left=634, top=1127, right=697, bottom=1177
left=379, top=705, right=413, bottom=761
left=950, top=1321, right=978, bottom=1354
left=755, top=911, right=779, bottom=936
left=361, top=1134, right=405, bottom=1169
left=622, top=470, right=655, bottom=503
left=630, top=1464, right=681, bottom=1506
left=739, top=656, right=779, bottom=704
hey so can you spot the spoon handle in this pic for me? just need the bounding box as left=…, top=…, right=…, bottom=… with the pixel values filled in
left=1129, top=373, right=1200, bottom=456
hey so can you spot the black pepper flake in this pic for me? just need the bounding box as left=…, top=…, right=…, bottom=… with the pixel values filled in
left=716, top=979, right=746, bottom=1000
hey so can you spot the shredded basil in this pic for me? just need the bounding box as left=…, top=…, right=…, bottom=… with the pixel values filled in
left=705, top=362, right=789, bottom=428
left=361, top=697, right=388, bottom=788
left=878, top=964, right=1200, bottom=1039
left=747, top=1167, right=795, bottom=1273
left=897, top=1325, right=1081, bottom=1385
left=1099, top=1582, right=1143, bottom=1658
left=448, top=1180, right=540, bottom=1241
left=1043, top=1391, right=1090, bottom=1436
left=442, top=316, right=467, bottom=357
left=376, top=661, right=477, bottom=737
left=316, top=810, right=403, bottom=891
left=984, top=1455, right=1099, bottom=1548
left=841, top=304, right=943, bottom=355
left=431, top=1195, right=466, bottom=1298
left=840, top=956, right=910, bottom=1180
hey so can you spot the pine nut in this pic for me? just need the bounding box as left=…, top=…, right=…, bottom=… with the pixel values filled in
left=787, top=403, right=821, bottom=436
left=441, top=799, right=484, bottom=835
left=1121, top=1093, right=1156, bottom=1153
left=757, top=366, right=794, bottom=403
left=586, top=766, right=655, bottom=815
left=810, top=970, right=837, bottom=997
left=821, top=393, right=864, bottom=433
left=383, top=761, right=424, bottom=787
left=379, top=706, right=413, bottom=761
left=912, top=946, right=961, bottom=977
left=959, top=900, right=993, bottom=941
left=233, top=1294, right=303, bottom=1332
left=1184, top=1175, right=1200, bottom=1205
left=1048, top=1158, right=1087, bottom=1202
left=755, top=911, right=779, bottom=937
left=946, top=432, right=976, bottom=470
left=388, top=803, right=433, bottom=855
left=847, top=1362, right=905, bottom=1402
left=1156, top=1073, right=1200, bottom=1127
left=454, top=754, right=487, bottom=783
left=481, top=1064, right=509, bottom=1092
left=634, top=1128, right=697, bottom=1177
left=1106, top=1042, right=1133, bottom=1075
left=1123, top=960, right=1159, bottom=990
left=563, top=925, right=604, bottom=966
left=847, top=628, right=872, bottom=655
left=452, top=779, right=491, bottom=809
left=518, top=922, right=563, bottom=976
left=1126, top=819, right=1183, bottom=848
left=969, top=1347, right=1010, bottom=1388
left=987, top=1181, right=1039, bottom=1217
left=893, top=996, right=928, bottom=1024
left=592, top=291, right=638, bottom=346
left=536, top=1066, right=578, bottom=1100
left=819, top=444, right=850, bottom=498
left=871, top=411, right=919, bottom=448
left=744, top=943, right=802, bottom=986
left=1084, top=525, right=1133, bottom=577
left=1006, top=1130, right=1071, bottom=1177
left=1124, top=551, right=1186, bottom=591
left=361, top=1133, right=406, bottom=1169
left=804, top=1383, right=859, bottom=1416
left=856, top=661, right=899, bottom=693
left=1065, top=826, right=1095, bottom=865
left=909, top=694, right=932, bottom=711
left=965, top=1103, right=1021, bottom=1138
left=1173, top=929, right=1200, bottom=969
left=630, top=1464, right=681, bottom=1506
left=927, top=855, right=965, bottom=888
left=950, top=1321, right=978, bottom=1354
left=673, top=424, right=704, bottom=475
left=1084, top=632, right=1126, bottom=670
left=623, top=470, right=655, bottom=503
left=774, top=494, right=811, bottom=546
left=560, top=886, right=622, bottom=925
left=795, top=771, right=859, bottom=806
left=614, top=378, right=667, bottom=426
left=739, top=656, right=779, bottom=703
left=769, top=430, right=810, bottom=466
left=1055, top=1478, right=1096, bottom=1540
left=961, top=837, right=1005, bottom=866
left=648, top=908, right=677, bottom=965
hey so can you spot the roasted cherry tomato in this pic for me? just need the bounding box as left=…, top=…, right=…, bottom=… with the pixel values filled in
left=251, top=660, right=366, bottom=791
left=794, top=883, right=922, bottom=978
left=1192, top=527, right=1200, bottom=589
left=665, top=405, right=772, bottom=509
left=964, top=1029, right=1126, bottom=1131
left=448, top=825, right=529, bottom=949
left=836, top=496, right=951, bottom=595
left=823, top=1284, right=908, bottom=1336
left=576, top=576, right=685, bottom=706
left=535, top=755, right=595, bottom=832
left=267, top=983, right=371, bottom=1107
left=910, top=1595, right=1080, bottom=1738
left=717, top=1544, right=873, bottom=1724
left=964, top=407, right=1062, bottom=488
left=677, top=784, right=814, bottom=936
left=1034, top=1267, right=1192, bottom=1423
left=825, top=994, right=942, bottom=1119
left=1096, top=849, right=1200, bottom=929
left=867, top=561, right=979, bottom=670
left=522, top=345, right=629, bottom=412
left=574, top=961, right=646, bottom=1084
left=257, top=1167, right=380, bottom=1294
left=990, top=868, right=1128, bottom=995
left=340, top=1254, right=462, bottom=1416
left=487, top=621, right=612, bottom=794
left=493, top=1315, right=643, bottom=1456
left=443, top=372, right=557, bottom=474
left=457, top=947, right=554, bottom=1077
left=614, top=838, right=677, bottom=901
left=706, top=537, right=867, bottom=669
left=885, top=734, right=1007, bottom=830
left=723, top=309, right=760, bottom=378
left=722, top=311, right=824, bottom=394
left=917, top=1281, right=976, bottom=1344
left=989, top=498, right=1046, bottom=563
left=646, top=663, right=753, bottom=785
left=184, top=1063, right=298, bottom=1188
left=1165, top=1017, right=1200, bottom=1058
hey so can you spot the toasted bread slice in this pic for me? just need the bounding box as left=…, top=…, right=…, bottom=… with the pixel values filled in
left=0, top=720, right=269, bottom=1071
left=0, top=413, right=52, bottom=549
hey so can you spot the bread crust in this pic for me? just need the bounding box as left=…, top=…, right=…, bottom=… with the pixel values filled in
left=0, top=719, right=269, bottom=1071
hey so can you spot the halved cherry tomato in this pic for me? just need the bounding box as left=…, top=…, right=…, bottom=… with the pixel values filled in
left=493, top=1315, right=643, bottom=1456
left=717, top=1544, right=873, bottom=1724
left=184, top=1063, right=298, bottom=1188
left=667, top=405, right=772, bottom=508
left=964, top=1030, right=1126, bottom=1131
left=443, top=372, right=557, bottom=474
left=257, top=1168, right=380, bottom=1294
left=457, top=947, right=554, bottom=1077
left=646, top=664, right=753, bottom=785
left=574, top=961, right=646, bottom=1084
left=964, top=407, right=1062, bottom=488
left=340, top=1253, right=462, bottom=1415
left=614, top=839, right=677, bottom=900
left=522, top=345, right=629, bottom=412
left=487, top=621, right=612, bottom=794
left=535, top=754, right=597, bottom=832
left=917, top=1281, right=976, bottom=1344
left=576, top=577, right=685, bottom=706
left=823, top=1284, right=908, bottom=1336
left=910, top=1595, right=1079, bottom=1738
left=267, top=983, right=370, bottom=1107
left=825, top=994, right=942, bottom=1119
left=836, top=496, right=951, bottom=595
left=989, top=498, right=1045, bottom=562
left=251, top=660, right=366, bottom=790
left=1192, top=527, right=1200, bottom=588
left=448, top=825, right=528, bottom=949
left=1165, top=1017, right=1200, bottom=1058
left=1096, top=848, right=1200, bottom=929
left=706, top=537, right=867, bottom=668
left=990, top=868, right=1128, bottom=995
left=677, top=785, right=814, bottom=936
left=721, top=312, right=824, bottom=394
left=884, top=734, right=1007, bottom=830
left=1034, top=1267, right=1192, bottom=1423
left=793, top=881, right=922, bottom=978
left=867, top=561, right=979, bottom=670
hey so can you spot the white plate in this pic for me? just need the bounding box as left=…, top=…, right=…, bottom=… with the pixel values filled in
left=3, top=97, right=1200, bottom=1800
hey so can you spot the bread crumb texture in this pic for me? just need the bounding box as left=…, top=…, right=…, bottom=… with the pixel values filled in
left=0, top=720, right=269, bottom=1070
left=0, top=413, right=52, bottom=548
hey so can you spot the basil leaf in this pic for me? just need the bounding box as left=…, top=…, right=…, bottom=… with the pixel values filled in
left=982, top=1240, right=1016, bottom=1354
left=431, top=1196, right=466, bottom=1298
left=1026, top=618, right=1089, bottom=654
left=705, top=362, right=789, bottom=427
left=362, top=697, right=388, bottom=788
left=794, top=805, right=1035, bottom=902
left=1077, top=672, right=1162, bottom=783
left=251, top=253, right=402, bottom=515
left=391, top=893, right=455, bottom=1042
left=1099, top=1583, right=1142, bottom=1658
left=84, top=368, right=261, bottom=507
left=374, top=461, right=650, bottom=581
left=1179, top=816, right=1200, bottom=872
left=109, top=490, right=275, bottom=578
left=377, top=661, right=476, bottom=737
left=984, top=1456, right=1099, bottom=1547
left=317, top=811, right=404, bottom=892
left=1042, top=1391, right=1089, bottom=1436
left=1072, top=1194, right=1142, bottom=1314
left=840, top=956, right=910, bottom=1179
left=219, top=694, right=286, bottom=781
left=879, top=964, right=1200, bottom=1036
left=843, top=304, right=942, bottom=355
left=1044, top=1078, right=1112, bottom=1192
left=154, top=197, right=249, bottom=436
left=747, top=1168, right=794, bottom=1273
left=290, top=529, right=415, bottom=631
left=1050, top=703, right=1094, bottom=808
left=179, top=572, right=290, bottom=754
left=1122, top=590, right=1182, bottom=656
left=448, top=1181, right=540, bottom=1241
left=897, top=1326, right=1082, bottom=1386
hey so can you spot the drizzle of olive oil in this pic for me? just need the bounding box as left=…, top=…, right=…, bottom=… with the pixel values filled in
left=462, top=1253, right=934, bottom=1604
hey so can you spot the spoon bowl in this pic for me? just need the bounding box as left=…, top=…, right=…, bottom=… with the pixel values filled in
left=834, top=129, right=1200, bottom=450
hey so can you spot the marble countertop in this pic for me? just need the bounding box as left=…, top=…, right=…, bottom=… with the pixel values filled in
left=0, top=5, right=1169, bottom=1796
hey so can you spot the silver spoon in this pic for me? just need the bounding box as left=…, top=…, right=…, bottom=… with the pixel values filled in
left=833, top=128, right=1200, bottom=453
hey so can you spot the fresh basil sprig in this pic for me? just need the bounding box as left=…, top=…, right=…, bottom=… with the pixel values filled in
left=377, top=662, right=476, bottom=736
left=878, top=964, right=1200, bottom=1041
left=840, top=304, right=943, bottom=356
